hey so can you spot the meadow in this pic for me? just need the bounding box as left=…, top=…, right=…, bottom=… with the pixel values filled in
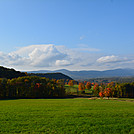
left=65, top=84, right=94, bottom=97
left=0, top=99, right=134, bottom=134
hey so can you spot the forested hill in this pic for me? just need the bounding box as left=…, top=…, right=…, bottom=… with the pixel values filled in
left=0, top=66, right=26, bottom=79
left=29, top=73, right=73, bottom=80
left=0, top=66, right=73, bottom=80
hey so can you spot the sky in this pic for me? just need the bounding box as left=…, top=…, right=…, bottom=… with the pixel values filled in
left=0, top=0, right=134, bottom=71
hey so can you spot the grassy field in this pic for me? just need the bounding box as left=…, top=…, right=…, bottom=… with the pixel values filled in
left=0, top=99, right=134, bottom=134
left=65, top=85, right=93, bottom=96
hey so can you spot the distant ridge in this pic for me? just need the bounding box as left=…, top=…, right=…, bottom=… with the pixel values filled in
left=27, top=68, right=134, bottom=80
left=2, top=66, right=134, bottom=80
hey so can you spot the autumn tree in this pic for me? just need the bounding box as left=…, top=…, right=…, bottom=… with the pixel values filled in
left=93, top=83, right=100, bottom=96
left=78, top=82, right=85, bottom=93
left=99, top=91, right=104, bottom=98
left=104, top=88, right=112, bottom=99
left=68, top=80, right=74, bottom=87
left=86, top=82, right=91, bottom=90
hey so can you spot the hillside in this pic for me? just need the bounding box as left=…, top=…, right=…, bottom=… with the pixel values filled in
left=0, top=66, right=72, bottom=80
left=29, top=72, right=73, bottom=80
left=0, top=66, right=26, bottom=79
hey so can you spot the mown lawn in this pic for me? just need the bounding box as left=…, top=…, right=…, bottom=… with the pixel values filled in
left=0, top=99, right=134, bottom=134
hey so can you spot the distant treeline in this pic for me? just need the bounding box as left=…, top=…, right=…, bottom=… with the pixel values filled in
left=86, top=77, right=134, bottom=84
left=0, top=76, right=65, bottom=99
left=92, top=82, right=134, bottom=98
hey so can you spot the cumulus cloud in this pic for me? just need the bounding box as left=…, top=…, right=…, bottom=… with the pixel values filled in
left=0, top=51, right=28, bottom=66
left=0, top=44, right=102, bottom=71
left=97, top=55, right=119, bottom=63
left=0, top=44, right=134, bottom=71
left=95, top=55, right=134, bottom=70
left=55, top=60, right=71, bottom=66
left=96, top=55, right=133, bottom=64
left=11, top=44, right=70, bottom=67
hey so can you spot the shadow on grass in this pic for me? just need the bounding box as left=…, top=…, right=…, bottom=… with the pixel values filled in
left=0, top=94, right=93, bottom=100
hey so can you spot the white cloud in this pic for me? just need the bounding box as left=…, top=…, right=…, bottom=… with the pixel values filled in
left=97, top=55, right=119, bottom=63
left=11, top=44, right=70, bottom=67
left=96, top=55, right=133, bottom=64
left=55, top=60, right=71, bottom=66
left=0, top=44, right=102, bottom=71
left=0, top=44, right=134, bottom=71
left=95, top=55, right=134, bottom=70
left=80, top=35, right=85, bottom=40
left=0, top=51, right=28, bottom=66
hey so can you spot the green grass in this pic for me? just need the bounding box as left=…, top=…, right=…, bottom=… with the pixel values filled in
left=65, top=85, right=78, bottom=88
left=0, top=99, right=134, bottom=134
left=65, top=85, right=78, bottom=94
left=65, top=85, right=92, bottom=96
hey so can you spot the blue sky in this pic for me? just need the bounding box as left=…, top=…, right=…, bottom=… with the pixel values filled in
left=0, top=0, right=134, bottom=71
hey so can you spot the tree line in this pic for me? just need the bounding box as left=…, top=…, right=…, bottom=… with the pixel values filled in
left=93, top=82, right=134, bottom=98
left=67, top=80, right=134, bottom=98
left=0, top=76, right=65, bottom=99
left=1, top=77, right=134, bottom=99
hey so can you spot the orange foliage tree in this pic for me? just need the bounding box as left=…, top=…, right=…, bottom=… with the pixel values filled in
left=78, top=82, right=85, bottom=92
left=99, top=91, right=104, bottom=98
left=68, top=80, right=74, bottom=87
left=86, top=82, right=91, bottom=90
left=93, top=83, right=100, bottom=96
left=104, top=88, right=112, bottom=99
